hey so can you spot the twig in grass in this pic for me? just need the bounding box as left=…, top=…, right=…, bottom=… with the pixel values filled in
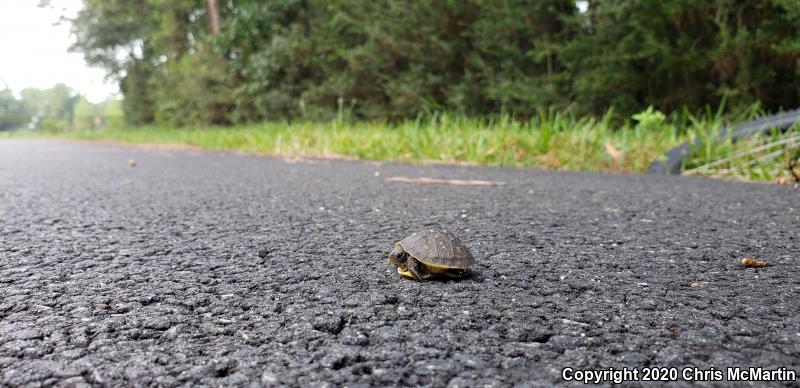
left=749, top=149, right=786, bottom=165
left=683, top=133, right=800, bottom=175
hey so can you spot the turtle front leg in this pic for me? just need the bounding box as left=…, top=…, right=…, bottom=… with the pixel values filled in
left=405, top=257, right=429, bottom=281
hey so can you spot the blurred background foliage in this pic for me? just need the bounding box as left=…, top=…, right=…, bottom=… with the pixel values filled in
left=0, top=82, right=122, bottom=131
left=63, top=0, right=800, bottom=126
left=2, top=0, right=800, bottom=130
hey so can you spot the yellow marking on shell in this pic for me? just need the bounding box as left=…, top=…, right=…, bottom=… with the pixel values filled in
left=415, top=256, right=472, bottom=270
left=426, top=264, right=469, bottom=278
left=397, top=265, right=467, bottom=280
left=421, top=262, right=457, bottom=271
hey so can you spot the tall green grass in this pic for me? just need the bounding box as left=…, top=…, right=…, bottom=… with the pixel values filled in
left=5, top=106, right=798, bottom=182
left=675, top=103, right=800, bottom=182
left=683, top=125, right=800, bottom=181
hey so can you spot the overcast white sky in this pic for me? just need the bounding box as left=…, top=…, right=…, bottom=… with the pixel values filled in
left=0, top=0, right=118, bottom=103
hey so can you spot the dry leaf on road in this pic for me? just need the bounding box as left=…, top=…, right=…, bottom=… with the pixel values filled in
left=741, top=257, right=767, bottom=267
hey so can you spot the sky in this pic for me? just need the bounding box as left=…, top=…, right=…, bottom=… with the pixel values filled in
left=0, top=0, right=118, bottom=103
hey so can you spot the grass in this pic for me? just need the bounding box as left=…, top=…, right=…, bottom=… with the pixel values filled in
left=683, top=125, right=800, bottom=182
left=4, top=108, right=799, bottom=182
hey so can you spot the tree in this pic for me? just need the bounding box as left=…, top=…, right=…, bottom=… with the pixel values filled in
left=0, top=86, right=29, bottom=131
left=221, top=0, right=577, bottom=120
left=71, top=0, right=233, bottom=125
left=207, top=0, right=220, bottom=35
left=19, top=84, right=79, bottom=130
left=69, top=0, right=800, bottom=124
left=560, top=0, right=800, bottom=114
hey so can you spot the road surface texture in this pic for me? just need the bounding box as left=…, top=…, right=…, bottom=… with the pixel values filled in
left=1, top=139, right=798, bottom=387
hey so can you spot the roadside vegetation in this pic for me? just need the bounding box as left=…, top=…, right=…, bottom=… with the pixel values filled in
left=7, top=105, right=798, bottom=182
left=684, top=125, right=800, bottom=182
left=3, top=1, right=799, bottom=182
left=65, top=1, right=800, bottom=125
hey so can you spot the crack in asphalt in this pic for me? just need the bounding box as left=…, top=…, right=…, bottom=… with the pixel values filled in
left=0, top=139, right=798, bottom=386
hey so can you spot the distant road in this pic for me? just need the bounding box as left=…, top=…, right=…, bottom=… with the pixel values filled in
left=1, top=139, right=798, bottom=386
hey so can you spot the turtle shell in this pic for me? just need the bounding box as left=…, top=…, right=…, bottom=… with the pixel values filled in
left=397, top=229, right=475, bottom=269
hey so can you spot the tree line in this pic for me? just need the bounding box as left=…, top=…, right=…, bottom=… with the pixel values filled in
left=0, top=84, right=121, bottom=131
left=69, top=0, right=800, bottom=126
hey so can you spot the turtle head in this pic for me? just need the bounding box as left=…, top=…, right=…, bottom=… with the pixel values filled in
left=387, top=245, right=408, bottom=269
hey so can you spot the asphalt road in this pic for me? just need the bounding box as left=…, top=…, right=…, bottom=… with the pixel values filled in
left=1, top=139, right=798, bottom=387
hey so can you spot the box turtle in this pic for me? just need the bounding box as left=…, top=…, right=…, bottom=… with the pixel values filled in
left=387, top=228, right=475, bottom=280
